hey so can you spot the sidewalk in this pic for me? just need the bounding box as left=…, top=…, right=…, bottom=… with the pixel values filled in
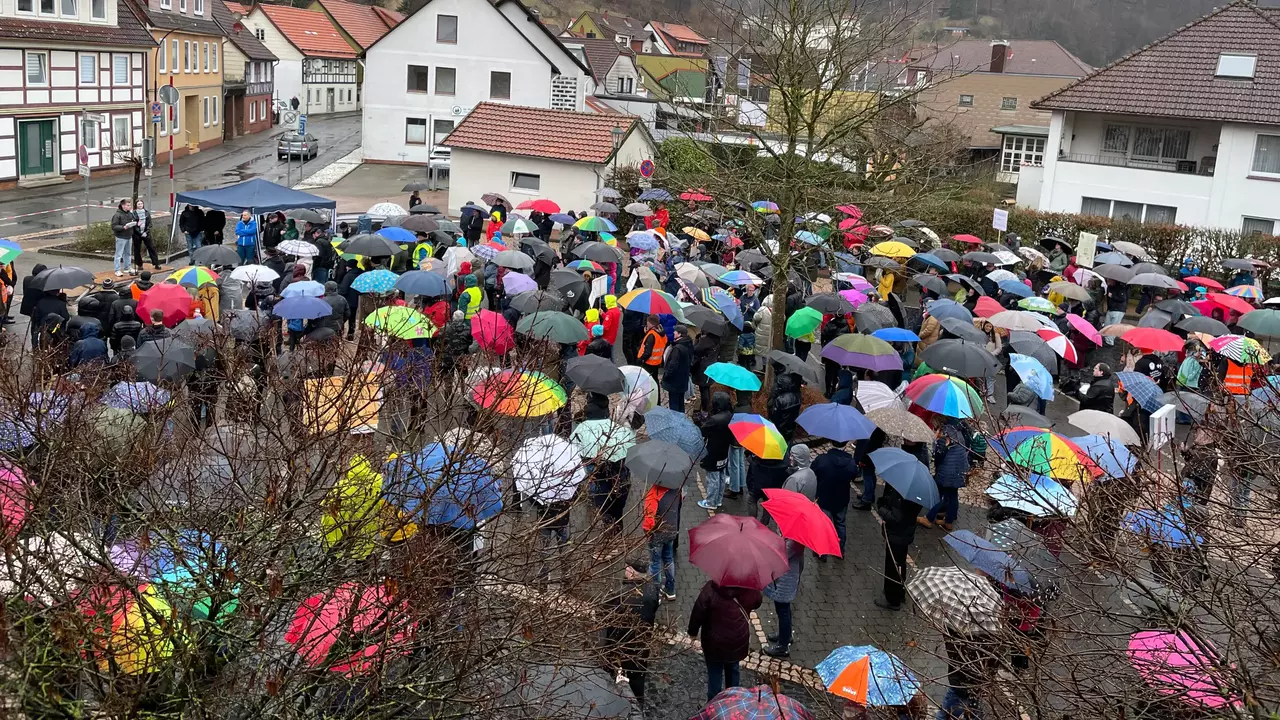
left=320, top=163, right=447, bottom=215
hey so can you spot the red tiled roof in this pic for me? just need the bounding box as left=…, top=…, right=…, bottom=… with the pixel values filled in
left=370, top=5, right=403, bottom=28
left=649, top=20, right=707, bottom=51
left=224, top=1, right=247, bottom=14
left=443, top=102, right=639, bottom=163
left=910, top=39, right=1091, bottom=77
left=585, top=96, right=623, bottom=114
left=1034, top=2, right=1280, bottom=126
left=259, top=3, right=356, bottom=57
left=317, top=0, right=396, bottom=49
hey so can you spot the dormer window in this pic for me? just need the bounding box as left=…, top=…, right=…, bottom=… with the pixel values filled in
left=1216, top=53, right=1256, bottom=79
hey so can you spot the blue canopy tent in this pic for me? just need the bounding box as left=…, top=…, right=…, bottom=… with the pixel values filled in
left=170, top=178, right=337, bottom=261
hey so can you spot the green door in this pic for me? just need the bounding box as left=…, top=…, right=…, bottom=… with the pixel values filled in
left=18, top=120, right=55, bottom=177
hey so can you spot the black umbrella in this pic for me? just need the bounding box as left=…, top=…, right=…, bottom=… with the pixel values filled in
left=962, top=251, right=1001, bottom=265
left=1176, top=315, right=1230, bottom=336
left=1130, top=262, right=1168, bottom=276
left=940, top=317, right=988, bottom=343
left=288, top=208, right=326, bottom=224
left=1001, top=405, right=1053, bottom=429
left=946, top=273, right=986, bottom=296
left=1222, top=258, right=1256, bottom=271
left=920, top=339, right=998, bottom=378
left=397, top=215, right=439, bottom=234
left=590, top=201, right=619, bottom=214
left=890, top=235, right=919, bottom=249
left=737, top=249, right=769, bottom=269
left=626, top=440, right=693, bottom=488
left=854, top=303, right=895, bottom=332
left=806, top=292, right=855, bottom=314
left=520, top=237, right=559, bottom=264
left=174, top=317, right=216, bottom=341
left=191, top=245, right=241, bottom=267
left=134, top=338, right=196, bottom=382
left=1155, top=299, right=1200, bottom=319
left=1092, top=264, right=1135, bottom=283
left=914, top=274, right=948, bottom=296
left=32, top=266, right=95, bottom=291
left=401, top=182, right=429, bottom=192
left=515, top=664, right=632, bottom=718
left=886, top=293, right=907, bottom=328
left=1137, top=309, right=1173, bottom=329
left=1130, top=273, right=1181, bottom=290
left=564, top=355, right=625, bottom=394
left=767, top=349, right=820, bottom=385
left=305, top=326, right=337, bottom=342
left=931, top=248, right=960, bottom=262
left=572, top=241, right=624, bottom=263
left=342, top=234, right=403, bottom=256
left=408, top=204, right=442, bottom=215
left=227, top=309, right=268, bottom=341
left=1041, top=236, right=1073, bottom=251
left=681, top=305, right=722, bottom=328
left=691, top=208, right=721, bottom=222
left=863, top=256, right=901, bottom=271
left=985, top=243, right=1012, bottom=253
left=509, top=290, right=564, bottom=313
left=1010, top=331, right=1057, bottom=370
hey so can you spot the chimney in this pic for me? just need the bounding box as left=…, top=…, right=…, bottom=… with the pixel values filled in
left=990, top=40, right=1009, bottom=73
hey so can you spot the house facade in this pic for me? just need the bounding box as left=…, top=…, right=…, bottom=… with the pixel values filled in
left=141, top=0, right=226, bottom=155
left=561, top=36, right=643, bottom=97
left=361, top=0, right=590, bottom=165
left=0, top=0, right=152, bottom=185
left=215, top=0, right=274, bottom=139
left=240, top=2, right=356, bottom=115
left=566, top=11, right=651, bottom=53
left=645, top=21, right=708, bottom=57
left=305, top=0, right=401, bottom=106
left=442, top=102, right=655, bottom=216
left=1023, top=2, right=1280, bottom=233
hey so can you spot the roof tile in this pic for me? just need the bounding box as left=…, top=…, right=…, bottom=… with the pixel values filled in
left=1034, top=3, right=1280, bottom=126
left=0, top=4, right=154, bottom=46
left=911, top=39, right=1091, bottom=77
left=260, top=3, right=356, bottom=57
left=317, top=0, right=397, bottom=49
left=443, top=102, right=637, bottom=163
left=215, top=0, right=276, bottom=61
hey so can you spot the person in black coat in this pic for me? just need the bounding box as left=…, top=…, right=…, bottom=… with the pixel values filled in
left=692, top=329, right=720, bottom=412
left=79, top=280, right=119, bottom=335
left=585, top=325, right=612, bottom=359
left=602, top=561, right=658, bottom=705
left=820, top=315, right=849, bottom=397
left=662, top=325, right=695, bottom=413
left=337, top=259, right=362, bottom=339
left=688, top=581, right=763, bottom=701
left=320, top=281, right=349, bottom=334
left=766, top=371, right=803, bottom=444
left=585, top=392, right=630, bottom=531
left=19, top=263, right=47, bottom=347
left=109, top=305, right=142, bottom=354
left=813, top=440, right=857, bottom=554
left=68, top=322, right=107, bottom=368
left=621, top=307, right=646, bottom=365
left=263, top=248, right=288, bottom=292
left=33, top=291, right=69, bottom=337
left=262, top=212, right=285, bottom=250
left=697, top=391, right=735, bottom=509
left=1078, top=362, right=1117, bottom=413
left=202, top=209, right=226, bottom=245
left=875, top=484, right=923, bottom=611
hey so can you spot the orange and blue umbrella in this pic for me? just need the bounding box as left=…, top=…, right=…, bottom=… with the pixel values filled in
left=619, top=288, right=680, bottom=315
left=471, top=370, right=566, bottom=417
left=169, top=266, right=219, bottom=287
left=730, top=413, right=787, bottom=459
left=817, top=645, right=921, bottom=706
left=904, top=374, right=984, bottom=418
left=993, top=427, right=1101, bottom=481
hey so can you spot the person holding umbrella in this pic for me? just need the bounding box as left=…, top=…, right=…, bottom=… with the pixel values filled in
left=693, top=327, right=720, bottom=413
left=688, top=578, right=762, bottom=701
left=697, top=392, right=735, bottom=510
left=919, top=421, right=971, bottom=531
left=663, top=325, right=695, bottom=412
left=875, top=482, right=923, bottom=612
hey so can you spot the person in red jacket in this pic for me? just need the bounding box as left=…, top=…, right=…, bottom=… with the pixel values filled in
left=646, top=204, right=670, bottom=231
left=602, top=294, right=621, bottom=345
left=422, top=296, right=449, bottom=330
left=578, top=308, right=602, bottom=355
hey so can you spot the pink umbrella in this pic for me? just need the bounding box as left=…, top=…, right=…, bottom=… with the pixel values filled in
left=836, top=204, right=862, bottom=219
left=1128, top=630, right=1241, bottom=709
left=503, top=272, right=537, bottom=294
left=1066, top=313, right=1102, bottom=346
left=835, top=273, right=874, bottom=292
left=688, top=514, right=788, bottom=590
left=470, top=310, right=514, bottom=354
left=0, top=463, right=28, bottom=540
left=285, top=582, right=416, bottom=675
left=838, top=289, right=869, bottom=308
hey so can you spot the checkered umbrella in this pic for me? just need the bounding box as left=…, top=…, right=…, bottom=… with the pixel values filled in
left=693, top=685, right=816, bottom=720
left=1115, top=372, right=1166, bottom=413
left=905, top=565, right=1003, bottom=635
left=642, top=407, right=706, bottom=459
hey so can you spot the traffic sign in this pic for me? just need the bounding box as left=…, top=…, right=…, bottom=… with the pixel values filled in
left=639, top=158, right=655, bottom=178
left=297, top=113, right=307, bottom=134
left=158, top=85, right=179, bottom=105
left=76, top=144, right=89, bottom=178
left=84, top=112, right=107, bottom=124
left=281, top=110, right=299, bottom=130
left=150, top=101, right=163, bottom=124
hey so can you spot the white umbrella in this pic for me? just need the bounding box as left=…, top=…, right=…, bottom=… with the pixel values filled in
left=1017, top=247, right=1048, bottom=264
left=986, top=269, right=1017, bottom=283
left=513, top=435, right=586, bottom=503
left=1067, top=410, right=1143, bottom=446
left=229, top=264, right=280, bottom=283
left=856, top=380, right=901, bottom=411
left=617, top=365, right=659, bottom=420
left=444, top=246, right=476, bottom=277
left=990, top=310, right=1054, bottom=332
left=368, top=202, right=408, bottom=217
left=675, top=262, right=708, bottom=288
left=993, top=250, right=1021, bottom=266
left=278, top=239, right=319, bottom=257
left=1111, top=240, right=1152, bottom=259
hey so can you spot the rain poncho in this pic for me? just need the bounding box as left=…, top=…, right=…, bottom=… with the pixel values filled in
left=321, top=454, right=386, bottom=560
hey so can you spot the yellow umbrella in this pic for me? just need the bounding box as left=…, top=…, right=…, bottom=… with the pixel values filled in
left=683, top=226, right=711, bottom=242
left=870, top=241, right=915, bottom=259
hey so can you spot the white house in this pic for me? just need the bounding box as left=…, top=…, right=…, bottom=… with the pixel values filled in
left=361, top=0, right=590, bottom=165
left=560, top=36, right=644, bottom=98
left=441, top=102, right=654, bottom=216
left=0, top=0, right=151, bottom=185
left=1023, top=2, right=1280, bottom=234
left=239, top=2, right=357, bottom=115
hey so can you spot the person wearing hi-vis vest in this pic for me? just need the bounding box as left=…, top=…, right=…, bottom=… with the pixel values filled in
left=459, top=275, right=483, bottom=319
left=639, top=314, right=667, bottom=386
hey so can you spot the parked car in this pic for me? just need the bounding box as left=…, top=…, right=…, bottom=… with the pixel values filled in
left=278, top=132, right=318, bottom=160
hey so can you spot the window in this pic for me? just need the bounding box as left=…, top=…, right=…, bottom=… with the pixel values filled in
left=434, top=66, right=455, bottom=94
left=80, top=54, right=96, bottom=84
left=406, top=64, right=428, bottom=92
left=1243, top=217, right=1276, bottom=236
left=17, top=0, right=32, bottom=12
left=179, top=0, right=185, bottom=11
left=211, top=44, right=217, bottom=72
left=156, top=43, right=166, bottom=73
left=1132, top=126, right=1190, bottom=162
left=80, top=117, right=96, bottom=150
left=171, top=39, right=178, bottom=72
left=211, top=95, right=217, bottom=124
left=112, top=54, right=128, bottom=85
left=1112, top=201, right=1143, bottom=222
left=958, top=94, right=973, bottom=107
left=1145, top=205, right=1177, bottom=224
left=1080, top=197, right=1177, bottom=224
left=160, top=0, right=169, bottom=8
left=1000, top=96, right=1017, bottom=111
left=112, top=116, right=128, bottom=149
left=1000, top=134, right=1045, bottom=173
left=615, top=76, right=633, bottom=94
left=255, top=27, right=265, bottom=41
left=511, top=172, right=540, bottom=192
left=1081, top=197, right=1111, bottom=217
left=183, top=41, right=190, bottom=72
left=39, top=0, right=53, bottom=14
left=90, top=0, right=103, bottom=18
left=194, top=0, right=202, bottom=13
left=202, top=42, right=209, bottom=72
left=1103, top=124, right=1130, bottom=153
left=1216, top=53, right=1256, bottom=79
left=202, top=96, right=209, bottom=126
left=25, top=52, right=47, bottom=86
left=433, top=118, right=453, bottom=144
left=405, top=117, right=426, bottom=145
left=490, top=70, right=511, bottom=99
left=306, top=88, right=311, bottom=104
left=60, top=0, right=74, bottom=16
left=1251, top=134, right=1280, bottom=174
left=436, top=14, right=457, bottom=43
left=249, top=101, right=256, bottom=122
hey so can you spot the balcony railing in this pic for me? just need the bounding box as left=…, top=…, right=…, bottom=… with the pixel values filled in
left=1061, top=152, right=1216, bottom=176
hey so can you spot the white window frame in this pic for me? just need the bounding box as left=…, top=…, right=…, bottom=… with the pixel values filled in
left=25, top=51, right=48, bottom=87
left=170, top=40, right=178, bottom=74
left=202, top=96, right=209, bottom=126
left=211, top=95, right=217, bottom=125
left=79, top=54, right=97, bottom=85
left=38, top=0, right=54, bottom=16
left=510, top=171, right=540, bottom=193
left=90, top=0, right=104, bottom=19
left=958, top=94, right=973, bottom=107
left=112, top=54, right=128, bottom=85
left=16, top=0, right=33, bottom=14
left=1243, top=217, right=1276, bottom=236
left=112, top=116, right=129, bottom=150
left=194, top=0, right=203, bottom=14
left=436, top=14, right=457, bottom=43
left=249, top=101, right=256, bottom=122
left=1000, top=134, right=1045, bottom=173
left=179, top=0, right=185, bottom=11
left=183, top=41, right=190, bottom=73
left=405, top=117, right=426, bottom=145
left=60, top=0, right=75, bottom=18
left=202, top=42, right=209, bottom=72
left=255, top=28, right=264, bottom=41
left=1216, top=53, right=1256, bottom=79
left=80, top=117, right=97, bottom=150
left=211, top=44, right=217, bottom=73
left=160, top=0, right=170, bottom=8
left=156, top=42, right=166, bottom=73
left=1250, top=133, right=1280, bottom=176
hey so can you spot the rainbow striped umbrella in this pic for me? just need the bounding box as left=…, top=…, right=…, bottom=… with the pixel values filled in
left=700, top=287, right=744, bottom=330
left=904, top=374, right=984, bottom=418
left=729, top=413, right=787, bottom=459
left=993, top=427, right=1102, bottom=481
left=170, top=266, right=219, bottom=287
left=566, top=259, right=605, bottom=273
left=1209, top=334, right=1272, bottom=364
left=619, top=288, right=680, bottom=315
left=599, top=231, right=617, bottom=247
left=0, top=239, right=23, bottom=265
left=1225, top=284, right=1263, bottom=300
left=471, top=370, right=566, bottom=417
left=752, top=200, right=779, bottom=213
left=574, top=215, right=617, bottom=232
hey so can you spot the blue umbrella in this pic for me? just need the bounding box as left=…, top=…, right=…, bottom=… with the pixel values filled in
left=911, top=253, right=949, bottom=273
left=643, top=407, right=705, bottom=459
left=704, top=362, right=761, bottom=391
left=798, top=403, right=875, bottom=443
left=272, top=296, right=333, bottom=321
left=0, top=419, right=33, bottom=451
left=1072, top=434, right=1136, bottom=480
left=384, top=443, right=501, bottom=529
left=103, top=381, right=172, bottom=412
left=868, top=447, right=938, bottom=508
left=1123, top=506, right=1201, bottom=548
left=394, top=270, right=450, bottom=297
left=1009, top=353, right=1054, bottom=401
left=872, top=327, right=920, bottom=342
left=998, top=280, right=1033, bottom=298
left=816, top=645, right=922, bottom=706
left=832, top=252, right=861, bottom=273
left=794, top=230, right=825, bottom=246
left=638, top=188, right=672, bottom=201
left=1115, top=372, right=1165, bottom=413
left=985, top=473, right=1078, bottom=517
left=377, top=226, right=416, bottom=244
left=1094, top=251, right=1133, bottom=266
left=549, top=213, right=576, bottom=225
left=701, top=288, right=744, bottom=330
left=351, top=268, right=399, bottom=294
left=944, top=529, right=1036, bottom=592
left=626, top=231, right=660, bottom=251
left=281, top=280, right=325, bottom=298
left=925, top=299, right=972, bottom=323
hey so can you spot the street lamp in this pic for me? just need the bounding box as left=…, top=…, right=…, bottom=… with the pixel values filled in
left=610, top=124, right=624, bottom=176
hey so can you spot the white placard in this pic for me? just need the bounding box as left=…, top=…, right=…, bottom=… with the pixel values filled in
left=1149, top=404, right=1176, bottom=450
left=992, top=208, right=1009, bottom=232
left=1077, top=231, right=1099, bottom=268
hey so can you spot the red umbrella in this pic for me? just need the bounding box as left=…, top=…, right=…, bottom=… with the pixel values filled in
left=137, top=282, right=193, bottom=328
left=761, top=488, right=841, bottom=557
left=1121, top=327, right=1183, bottom=353
left=1208, top=292, right=1255, bottom=315
left=470, top=309, right=514, bottom=354
left=1183, top=276, right=1224, bottom=291
left=952, top=234, right=984, bottom=245
left=974, top=296, right=1004, bottom=318
left=688, top=514, right=788, bottom=590
left=680, top=188, right=714, bottom=202
left=284, top=582, right=416, bottom=675
left=836, top=204, right=862, bottom=220
left=516, top=198, right=560, bottom=214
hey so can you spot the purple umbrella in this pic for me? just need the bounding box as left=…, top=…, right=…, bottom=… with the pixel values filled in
left=503, top=272, right=537, bottom=294
left=820, top=334, right=903, bottom=372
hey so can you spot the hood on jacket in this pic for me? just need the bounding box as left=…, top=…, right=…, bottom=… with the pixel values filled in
left=30, top=264, right=46, bottom=278
left=790, top=443, right=812, bottom=469
left=79, top=323, right=101, bottom=339
left=713, top=581, right=752, bottom=601
left=120, top=305, right=136, bottom=321
left=775, top=373, right=798, bottom=394
left=710, top=391, right=733, bottom=414
left=324, top=281, right=339, bottom=295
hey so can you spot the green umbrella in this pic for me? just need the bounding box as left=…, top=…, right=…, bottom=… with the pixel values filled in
left=516, top=311, right=590, bottom=343
left=570, top=419, right=637, bottom=462
left=90, top=406, right=144, bottom=450
left=1238, top=309, right=1280, bottom=338
left=364, top=306, right=437, bottom=339
left=785, top=307, right=824, bottom=338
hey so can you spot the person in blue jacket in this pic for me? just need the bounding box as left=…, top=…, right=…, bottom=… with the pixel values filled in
left=235, top=211, right=258, bottom=265
left=921, top=421, right=971, bottom=531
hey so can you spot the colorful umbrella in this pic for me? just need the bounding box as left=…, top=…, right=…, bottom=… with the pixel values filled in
left=472, top=369, right=566, bottom=417
left=904, top=374, right=984, bottom=418
left=1224, top=284, right=1262, bottom=300
left=285, top=582, right=415, bottom=674
left=1036, top=328, right=1079, bottom=363
left=817, top=646, right=921, bottom=706
left=835, top=272, right=874, bottom=292
left=137, top=283, right=194, bottom=327
left=1009, top=353, right=1053, bottom=401
left=752, top=200, right=779, bottom=213
left=905, top=566, right=1003, bottom=635
left=365, top=306, right=437, bottom=339
left=0, top=462, right=26, bottom=539
left=169, top=266, right=219, bottom=287
left=985, top=473, right=1078, bottom=517
left=720, top=269, right=763, bottom=286
left=383, top=443, right=501, bottom=530
left=565, top=259, right=605, bottom=273
left=469, top=309, right=514, bottom=354
left=973, top=296, right=1005, bottom=318
left=730, top=413, right=787, bottom=459
left=705, top=362, right=762, bottom=391
left=626, top=230, right=661, bottom=250
left=700, top=287, right=745, bottom=330
left=574, top=215, right=616, bottom=232
left=78, top=582, right=176, bottom=674
left=785, top=307, right=824, bottom=338
left=761, top=488, right=841, bottom=556
left=950, top=233, right=983, bottom=245
left=797, top=402, right=876, bottom=443
left=688, top=514, right=789, bottom=590
left=1121, top=327, right=1183, bottom=353
left=820, top=333, right=902, bottom=372
left=619, top=287, right=680, bottom=315
left=1128, top=631, right=1240, bottom=709
left=993, top=428, right=1101, bottom=481
left=643, top=407, right=706, bottom=458
left=0, top=239, right=22, bottom=265
left=571, top=419, right=637, bottom=462
left=512, top=434, right=586, bottom=503
left=351, top=269, right=398, bottom=294
left=1209, top=334, right=1272, bottom=364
